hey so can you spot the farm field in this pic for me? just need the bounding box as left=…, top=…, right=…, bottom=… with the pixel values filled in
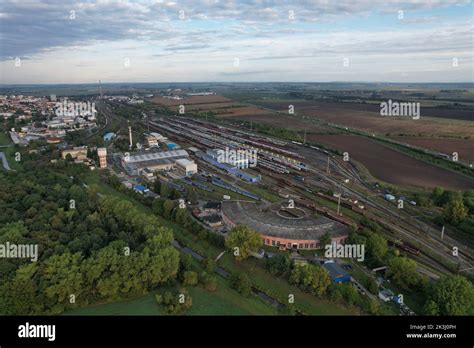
left=252, top=100, right=474, bottom=138
left=151, top=95, right=230, bottom=106
left=389, top=137, right=474, bottom=163
left=227, top=113, right=335, bottom=133
left=308, top=134, right=474, bottom=190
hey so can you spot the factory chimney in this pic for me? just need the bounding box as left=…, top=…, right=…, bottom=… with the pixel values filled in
left=128, top=126, right=133, bottom=149
left=99, top=80, right=103, bottom=99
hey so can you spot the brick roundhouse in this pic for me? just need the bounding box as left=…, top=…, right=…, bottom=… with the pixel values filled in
left=221, top=201, right=349, bottom=250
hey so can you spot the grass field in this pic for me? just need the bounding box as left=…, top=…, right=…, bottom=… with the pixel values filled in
left=218, top=254, right=357, bottom=315
left=66, top=277, right=278, bottom=316
left=0, top=131, right=11, bottom=145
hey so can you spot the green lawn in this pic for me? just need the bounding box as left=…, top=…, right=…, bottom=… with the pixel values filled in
left=0, top=131, right=11, bottom=145
left=218, top=254, right=357, bottom=315
left=66, top=280, right=278, bottom=316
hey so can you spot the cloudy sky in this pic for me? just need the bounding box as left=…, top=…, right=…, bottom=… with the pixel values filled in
left=0, top=0, right=473, bottom=84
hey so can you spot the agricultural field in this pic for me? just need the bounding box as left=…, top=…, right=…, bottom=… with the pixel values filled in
left=151, top=95, right=231, bottom=106
left=252, top=100, right=474, bottom=139
left=309, top=134, right=474, bottom=190
left=389, top=137, right=474, bottom=163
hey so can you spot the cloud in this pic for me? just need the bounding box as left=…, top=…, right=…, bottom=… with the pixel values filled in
left=0, top=0, right=472, bottom=83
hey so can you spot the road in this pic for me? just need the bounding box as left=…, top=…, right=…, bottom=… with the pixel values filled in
left=0, top=152, right=13, bottom=171
left=171, top=239, right=285, bottom=310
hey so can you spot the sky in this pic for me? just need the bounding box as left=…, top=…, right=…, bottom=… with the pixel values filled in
left=0, top=0, right=473, bottom=84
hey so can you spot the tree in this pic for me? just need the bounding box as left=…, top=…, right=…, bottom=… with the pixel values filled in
left=187, top=188, right=198, bottom=204
left=180, top=254, right=193, bottom=272
left=174, top=208, right=189, bottom=225
left=386, top=256, right=421, bottom=290
left=153, top=180, right=161, bottom=195
left=0, top=263, right=42, bottom=315
left=366, top=232, right=388, bottom=262
left=163, top=200, right=175, bottom=219
left=183, top=271, right=198, bottom=286
left=201, top=272, right=218, bottom=292
left=266, top=254, right=291, bottom=277
left=319, top=232, right=332, bottom=249
left=201, top=257, right=215, bottom=274
left=431, top=186, right=445, bottom=205
left=152, top=199, right=165, bottom=216
left=230, top=273, right=252, bottom=296
left=443, top=193, right=468, bottom=225
left=366, top=277, right=379, bottom=295
left=225, top=225, right=262, bottom=260
left=424, top=275, right=474, bottom=315
left=160, top=183, right=170, bottom=198
left=290, top=264, right=331, bottom=297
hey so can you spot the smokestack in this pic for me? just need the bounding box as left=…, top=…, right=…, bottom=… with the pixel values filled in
left=128, top=126, right=133, bottom=149
left=99, top=80, right=103, bottom=99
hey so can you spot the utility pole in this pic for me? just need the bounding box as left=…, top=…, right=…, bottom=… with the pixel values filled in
left=337, top=193, right=341, bottom=215
left=326, top=154, right=330, bottom=174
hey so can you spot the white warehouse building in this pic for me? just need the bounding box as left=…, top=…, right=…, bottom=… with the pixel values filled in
left=175, top=158, right=198, bottom=177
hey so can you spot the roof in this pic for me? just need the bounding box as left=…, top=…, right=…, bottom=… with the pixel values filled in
left=175, top=158, right=195, bottom=166
left=221, top=201, right=350, bottom=240
left=123, top=150, right=188, bottom=163
left=133, top=185, right=148, bottom=191
left=204, top=201, right=221, bottom=209
left=323, top=261, right=351, bottom=280
left=202, top=215, right=221, bottom=223
left=103, top=132, right=115, bottom=140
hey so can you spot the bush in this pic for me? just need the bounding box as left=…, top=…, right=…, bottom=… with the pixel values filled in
left=183, top=271, right=198, bottom=286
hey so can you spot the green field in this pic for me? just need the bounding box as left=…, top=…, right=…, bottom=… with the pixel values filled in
left=219, top=254, right=357, bottom=315
left=0, top=131, right=11, bottom=145
left=66, top=279, right=278, bottom=316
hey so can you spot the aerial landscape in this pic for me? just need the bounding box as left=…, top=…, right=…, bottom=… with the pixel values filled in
left=0, top=0, right=473, bottom=345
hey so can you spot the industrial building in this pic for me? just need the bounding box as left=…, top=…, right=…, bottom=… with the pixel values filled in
left=61, top=146, right=88, bottom=160
left=121, top=149, right=190, bottom=176
left=103, top=132, right=116, bottom=141
left=196, top=150, right=260, bottom=183
left=97, top=147, right=107, bottom=169
left=207, top=149, right=250, bottom=169
left=175, top=158, right=198, bottom=177
left=145, top=134, right=159, bottom=148
left=221, top=201, right=349, bottom=250
left=322, top=261, right=352, bottom=283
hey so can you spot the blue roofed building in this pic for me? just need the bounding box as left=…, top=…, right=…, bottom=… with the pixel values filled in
left=323, top=260, right=352, bottom=284
left=103, top=132, right=116, bottom=141
left=133, top=184, right=150, bottom=194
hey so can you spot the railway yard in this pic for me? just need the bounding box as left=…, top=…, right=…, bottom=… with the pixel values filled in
left=137, top=113, right=473, bottom=282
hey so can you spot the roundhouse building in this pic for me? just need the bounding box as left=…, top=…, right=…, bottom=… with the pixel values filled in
left=221, top=200, right=349, bottom=250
